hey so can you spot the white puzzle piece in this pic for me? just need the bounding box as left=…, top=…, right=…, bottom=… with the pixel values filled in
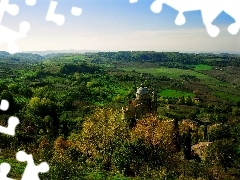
left=46, top=0, right=82, bottom=26
left=130, top=0, right=240, bottom=37
left=0, top=163, right=14, bottom=180
left=0, top=100, right=49, bottom=179
left=0, top=0, right=35, bottom=53
left=16, top=151, right=49, bottom=180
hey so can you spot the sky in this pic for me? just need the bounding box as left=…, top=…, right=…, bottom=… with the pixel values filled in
left=0, top=0, right=239, bottom=53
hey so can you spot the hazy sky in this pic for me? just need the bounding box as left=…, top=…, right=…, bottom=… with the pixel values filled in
left=1, top=0, right=239, bottom=53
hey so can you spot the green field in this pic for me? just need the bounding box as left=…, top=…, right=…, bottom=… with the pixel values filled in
left=160, top=89, right=195, bottom=98
left=213, top=91, right=240, bottom=102
left=194, top=64, right=212, bottom=71
left=123, top=66, right=230, bottom=87
left=123, top=67, right=199, bottom=78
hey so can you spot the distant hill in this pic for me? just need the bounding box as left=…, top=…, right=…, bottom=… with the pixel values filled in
left=24, top=50, right=100, bottom=56
left=0, top=51, right=44, bottom=62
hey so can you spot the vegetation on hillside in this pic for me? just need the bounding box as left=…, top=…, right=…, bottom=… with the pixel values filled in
left=0, top=51, right=240, bottom=179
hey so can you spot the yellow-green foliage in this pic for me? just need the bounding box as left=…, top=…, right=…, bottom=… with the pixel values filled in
left=69, top=108, right=129, bottom=160
left=131, top=116, right=176, bottom=152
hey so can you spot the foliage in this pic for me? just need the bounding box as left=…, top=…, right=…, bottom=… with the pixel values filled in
left=194, top=64, right=212, bottom=71
left=131, top=116, right=178, bottom=154
left=160, top=89, right=195, bottom=98
left=206, top=139, right=239, bottom=172
left=1, top=51, right=240, bottom=179
left=59, top=63, right=101, bottom=75
left=112, top=139, right=150, bottom=176
left=72, top=108, right=129, bottom=170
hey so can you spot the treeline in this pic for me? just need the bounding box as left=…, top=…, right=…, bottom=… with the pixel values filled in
left=59, top=63, right=101, bottom=75
left=93, top=51, right=202, bottom=65
left=0, top=51, right=43, bottom=62
left=91, top=51, right=240, bottom=68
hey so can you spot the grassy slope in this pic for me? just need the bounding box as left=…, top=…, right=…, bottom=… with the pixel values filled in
left=194, top=64, right=212, bottom=71
left=122, top=66, right=239, bottom=102
left=160, top=89, right=195, bottom=98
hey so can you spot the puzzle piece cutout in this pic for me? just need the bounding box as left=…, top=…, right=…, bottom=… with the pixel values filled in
left=0, top=116, right=20, bottom=136
left=1, top=0, right=82, bottom=53
left=0, top=99, right=9, bottom=111
left=0, top=100, right=19, bottom=136
left=0, top=151, right=49, bottom=180
left=0, top=163, right=14, bottom=180
left=0, top=21, right=30, bottom=54
left=71, top=6, right=82, bottom=16
left=0, top=100, right=17, bottom=179
left=0, top=0, right=36, bottom=54
left=46, top=0, right=82, bottom=26
left=130, top=0, right=240, bottom=37
left=16, top=151, right=49, bottom=180
left=0, top=99, right=49, bottom=179
left=129, top=0, right=138, bottom=3
left=0, top=0, right=19, bottom=23
left=25, top=0, right=37, bottom=6
left=0, top=0, right=36, bottom=23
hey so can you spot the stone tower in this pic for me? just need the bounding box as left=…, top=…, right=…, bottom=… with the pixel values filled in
left=122, top=84, right=157, bottom=124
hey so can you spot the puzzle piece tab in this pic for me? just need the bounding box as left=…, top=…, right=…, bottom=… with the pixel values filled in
left=46, top=0, right=65, bottom=26
left=0, top=99, right=49, bottom=180
left=0, top=99, right=19, bottom=136
left=0, top=0, right=19, bottom=24
left=25, top=0, right=37, bottom=6
left=16, top=151, right=49, bottom=180
left=0, top=21, right=30, bottom=54
left=129, top=0, right=138, bottom=3
left=131, top=0, right=240, bottom=37
left=0, top=0, right=35, bottom=54
left=46, top=0, right=82, bottom=26
left=0, top=99, right=9, bottom=111
left=0, top=116, right=20, bottom=136
left=71, top=6, right=82, bottom=16
left=0, top=163, right=14, bottom=180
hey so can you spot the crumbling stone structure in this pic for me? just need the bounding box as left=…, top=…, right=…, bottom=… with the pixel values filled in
left=122, top=84, right=157, bottom=126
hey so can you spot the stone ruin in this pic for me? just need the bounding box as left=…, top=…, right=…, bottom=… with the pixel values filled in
left=122, top=84, right=157, bottom=126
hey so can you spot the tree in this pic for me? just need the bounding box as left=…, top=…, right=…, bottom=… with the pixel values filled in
left=131, top=115, right=178, bottom=155
left=232, top=107, right=240, bottom=117
left=25, top=97, right=59, bottom=137
left=73, top=108, right=129, bottom=170
left=208, top=124, right=232, bottom=141
left=45, top=136, right=85, bottom=180
left=215, top=114, right=228, bottom=124
left=206, top=139, right=239, bottom=172
left=124, top=116, right=183, bottom=177
left=26, top=97, right=58, bottom=118
left=183, top=127, right=192, bottom=160
left=112, top=139, right=148, bottom=176
left=177, top=96, right=185, bottom=105
left=185, top=95, right=193, bottom=105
